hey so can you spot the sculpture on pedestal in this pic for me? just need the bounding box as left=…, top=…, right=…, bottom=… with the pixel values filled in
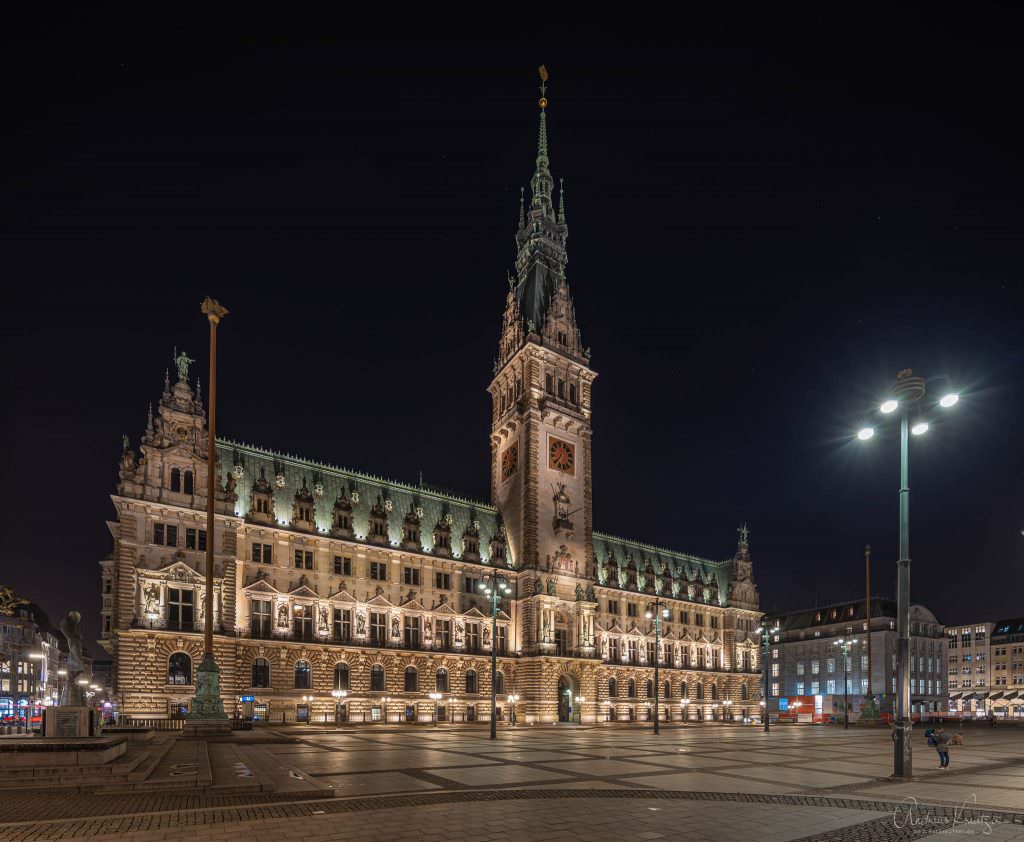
left=59, top=610, right=85, bottom=706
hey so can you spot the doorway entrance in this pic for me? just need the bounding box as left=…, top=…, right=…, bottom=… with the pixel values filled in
left=557, top=674, right=579, bottom=722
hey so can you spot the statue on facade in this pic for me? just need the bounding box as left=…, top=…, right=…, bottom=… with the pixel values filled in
left=277, top=603, right=289, bottom=628
left=143, top=583, right=160, bottom=616
left=533, top=579, right=544, bottom=596
left=391, top=615, right=400, bottom=638
left=574, top=583, right=584, bottom=601
left=174, top=350, right=194, bottom=382
left=585, top=584, right=596, bottom=603
left=319, top=605, right=329, bottom=631
left=482, top=626, right=491, bottom=646
left=546, top=579, right=556, bottom=597
left=356, top=612, right=366, bottom=635
left=59, top=610, right=85, bottom=705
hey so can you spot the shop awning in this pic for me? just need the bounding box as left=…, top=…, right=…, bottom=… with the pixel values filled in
left=1001, top=692, right=1018, bottom=701
left=949, top=692, right=963, bottom=700
left=976, top=692, right=990, bottom=700
left=989, top=692, right=1004, bottom=701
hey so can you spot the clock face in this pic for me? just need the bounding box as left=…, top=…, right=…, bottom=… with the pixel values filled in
left=501, top=445, right=518, bottom=480
left=548, top=437, right=575, bottom=473
left=174, top=425, right=190, bottom=441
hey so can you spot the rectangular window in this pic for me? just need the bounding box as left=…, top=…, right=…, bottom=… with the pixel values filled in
left=253, top=543, right=272, bottom=564
left=333, top=555, right=351, bottom=575
left=679, top=611, right=689, bottom=624
left=796, top=662, right=805, bottom=675
left=795, top=681, right=804, bottom=695
left=826, top=679, right=836, bottom=694
left=496, top=625, right=507, bottom=655
left=154, top=523, right=165, bottom=545
left=771, top=663, right=779, bottom=677
left=435, top=572, right=451, bottom=590
left=436, top=619, right=451, bottom=648
left=646, top=641, right=657, bottom=664
left=404, top=615, right=420, bottom=648
left=250, top=600, right=271, bottom=638
left=609, top=637, right=620, bottom=661
left=627, top=603, right=637, bottom=617
left=292, top=604, right=313, bottom=641
left=464, top=576, right=479, bottom=594
left=370, top=561, right=387, bottom=581
left=710, top=616, right=719, bottom=629
left=333, top=608, right=351, bottom=641
left=695, top=614, right=704, bottom=627
left=608, top=600, right=619, bottom=615
left=811, top=681, right=819, bottom=695
left=545, top=373, right=553, bottom=394
left=811, top=660, right=820, bottom=675
left=304, top=551, right=313, bottom=569
left=557, top=379, right=565, bottom=399
left=167, top=588, right=194, bottom=631
left=861, top=655, right=869, bottom=671
left=628, top=639, right=638, bottom=662
left=826, top=658, right=835, bottom=674
left=370, top=611, right=386, bottom=643
left=166, top=525, right=177, bottom=547
left=569, top=383, right=577, bottom=404
left=772, top=648, right=779, bottom=660
left=404, top=567, right=421, bottom=586
left=294, top=550, right=303, bottom=569
left=466, top=623, right=480, bottom=652
left=771, top=682, right=779, bottom=696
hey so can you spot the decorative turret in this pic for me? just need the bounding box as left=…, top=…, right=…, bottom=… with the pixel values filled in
left=728, top=523, right=758, bottom=610
left=291, top=478, right=316, bottom=532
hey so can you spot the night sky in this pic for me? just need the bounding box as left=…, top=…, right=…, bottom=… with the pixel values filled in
left=4, top=14, right=1023, bottom=655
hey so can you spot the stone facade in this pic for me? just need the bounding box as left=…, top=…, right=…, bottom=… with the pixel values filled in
left=99, top=83, right=762, bottom=725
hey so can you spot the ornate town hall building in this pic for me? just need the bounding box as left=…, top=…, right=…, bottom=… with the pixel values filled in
left=100, top=85, right=762, bottom=726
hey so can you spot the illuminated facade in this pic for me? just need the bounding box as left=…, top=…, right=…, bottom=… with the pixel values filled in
left=100, top=84, right=762, bottom=725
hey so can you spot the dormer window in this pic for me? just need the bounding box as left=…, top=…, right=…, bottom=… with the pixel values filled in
left=489, top=531, right=507, bottom=565
left=433, top=515, right=453, bottom=556
left=248, top=469, right=275, bottom=525
left=292, top=481, right=316, bottom=532
left=367, top=496, right=389, bottom=545
left=401, top=505, right=422, bottom=551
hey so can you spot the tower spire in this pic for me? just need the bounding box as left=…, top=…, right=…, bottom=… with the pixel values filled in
left=537, top=65, right=549, bottom=168
left=530, top=65, right=554, bottom=213
left=558, top=178, right=566, bottom=224
left=518, top=186, right=525, bottom=228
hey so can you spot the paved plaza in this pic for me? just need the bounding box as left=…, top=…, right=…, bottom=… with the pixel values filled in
left=1, top=724, right=1023, bottom=840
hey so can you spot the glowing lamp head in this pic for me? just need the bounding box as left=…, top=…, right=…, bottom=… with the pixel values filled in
left=940, top=393, right=959, bottom=408
left=645, top=610, right=653, bottom=620
left=911, top=421, right=929, bottom=436
left=880, top=399, right=898, bottom=414
left=857, top=427, right=875, bottom=441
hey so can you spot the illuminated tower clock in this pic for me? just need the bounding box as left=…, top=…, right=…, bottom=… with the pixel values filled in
left=488, top=75, right=596, bottom=610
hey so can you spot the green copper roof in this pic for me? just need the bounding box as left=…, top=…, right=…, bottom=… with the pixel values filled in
left=218, top=439, right=502, bottom=563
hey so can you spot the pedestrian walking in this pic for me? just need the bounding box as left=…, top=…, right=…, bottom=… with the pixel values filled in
left=934, top=726, right=951, bottom=769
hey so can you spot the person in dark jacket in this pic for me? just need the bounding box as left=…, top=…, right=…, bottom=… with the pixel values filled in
left=934, top=727, right=951, bottom=769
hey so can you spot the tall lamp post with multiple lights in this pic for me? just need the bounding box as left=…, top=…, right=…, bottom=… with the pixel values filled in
left=755, top=617, right=779, bottom=733
left=855, top=369, right=959, bottom=778
left=478, top=572, right=511, bottom=739
left=645, top=599, right=670, bottom=735
left=833, top=638, right=858, bottom=729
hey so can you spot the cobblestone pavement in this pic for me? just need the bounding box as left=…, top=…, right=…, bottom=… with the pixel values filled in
left=1, top=724, right=1022, bottom=840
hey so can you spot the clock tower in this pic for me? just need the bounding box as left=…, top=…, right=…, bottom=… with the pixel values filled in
left=488, top=73, right=596, bottom=654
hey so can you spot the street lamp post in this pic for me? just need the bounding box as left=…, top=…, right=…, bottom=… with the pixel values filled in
left=645, top=599, right=670, bottom=735
left=834, top=638, right=858, bottom=730
left=755, top=617, right=779, bottom=733
left=478, top=573, right=512, bottom=739
left=856, top=369, right=960, bottom=778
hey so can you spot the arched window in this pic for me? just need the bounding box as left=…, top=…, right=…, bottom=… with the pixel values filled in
left=664, top=680, right=671, bottom=699
left=294, top=659, right=311, bottom=689
left=680, top=680, right=687, bottom=699
left=334, top=663, right=349, bottom=691
left=404, top=666, right=418, bottom=692
left=710, top=683, right=718, bottom=700
left=170, top=468, right=181, bottom=493
left=370, top=664, right=385, bottom=692
left=696, top=682, right=704, bottom=700
left=168, top=652, right=191, bottom=685
left=251, top=657, right=270, bottom=688
left=465, top=670, right=477, bottom=694
left=741, top=683, right=749, bottom=701
left=184, top=471, right=194, bottom=495
left=627, top=678, right=636, bottom=698
left=494, top=672, right=505, bottom=695
left=436, top=668, right=448, bottom=692
left=608, top=677, right=618, bottom=697
left=645, top=679, right=654, bottom=699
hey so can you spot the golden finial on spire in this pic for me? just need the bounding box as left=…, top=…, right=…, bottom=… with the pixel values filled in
left=538, top=65, right=549, bottom=109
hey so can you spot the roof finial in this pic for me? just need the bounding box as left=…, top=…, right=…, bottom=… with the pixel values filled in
left=146, top=402, right=154, bottom=432
left=558, top=178, right=566, bottom=224
left=536, top=65, right=549, bottom=167
left=518, top=186, right=525, bottom=228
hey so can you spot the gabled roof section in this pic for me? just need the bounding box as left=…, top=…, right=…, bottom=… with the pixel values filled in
left=219, top=439, right=504, bottom=561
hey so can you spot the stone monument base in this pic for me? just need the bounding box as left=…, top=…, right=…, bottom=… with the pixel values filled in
left=184, top=653, right=232, bottom=737
left=43, top=707, right=102, bottom=738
